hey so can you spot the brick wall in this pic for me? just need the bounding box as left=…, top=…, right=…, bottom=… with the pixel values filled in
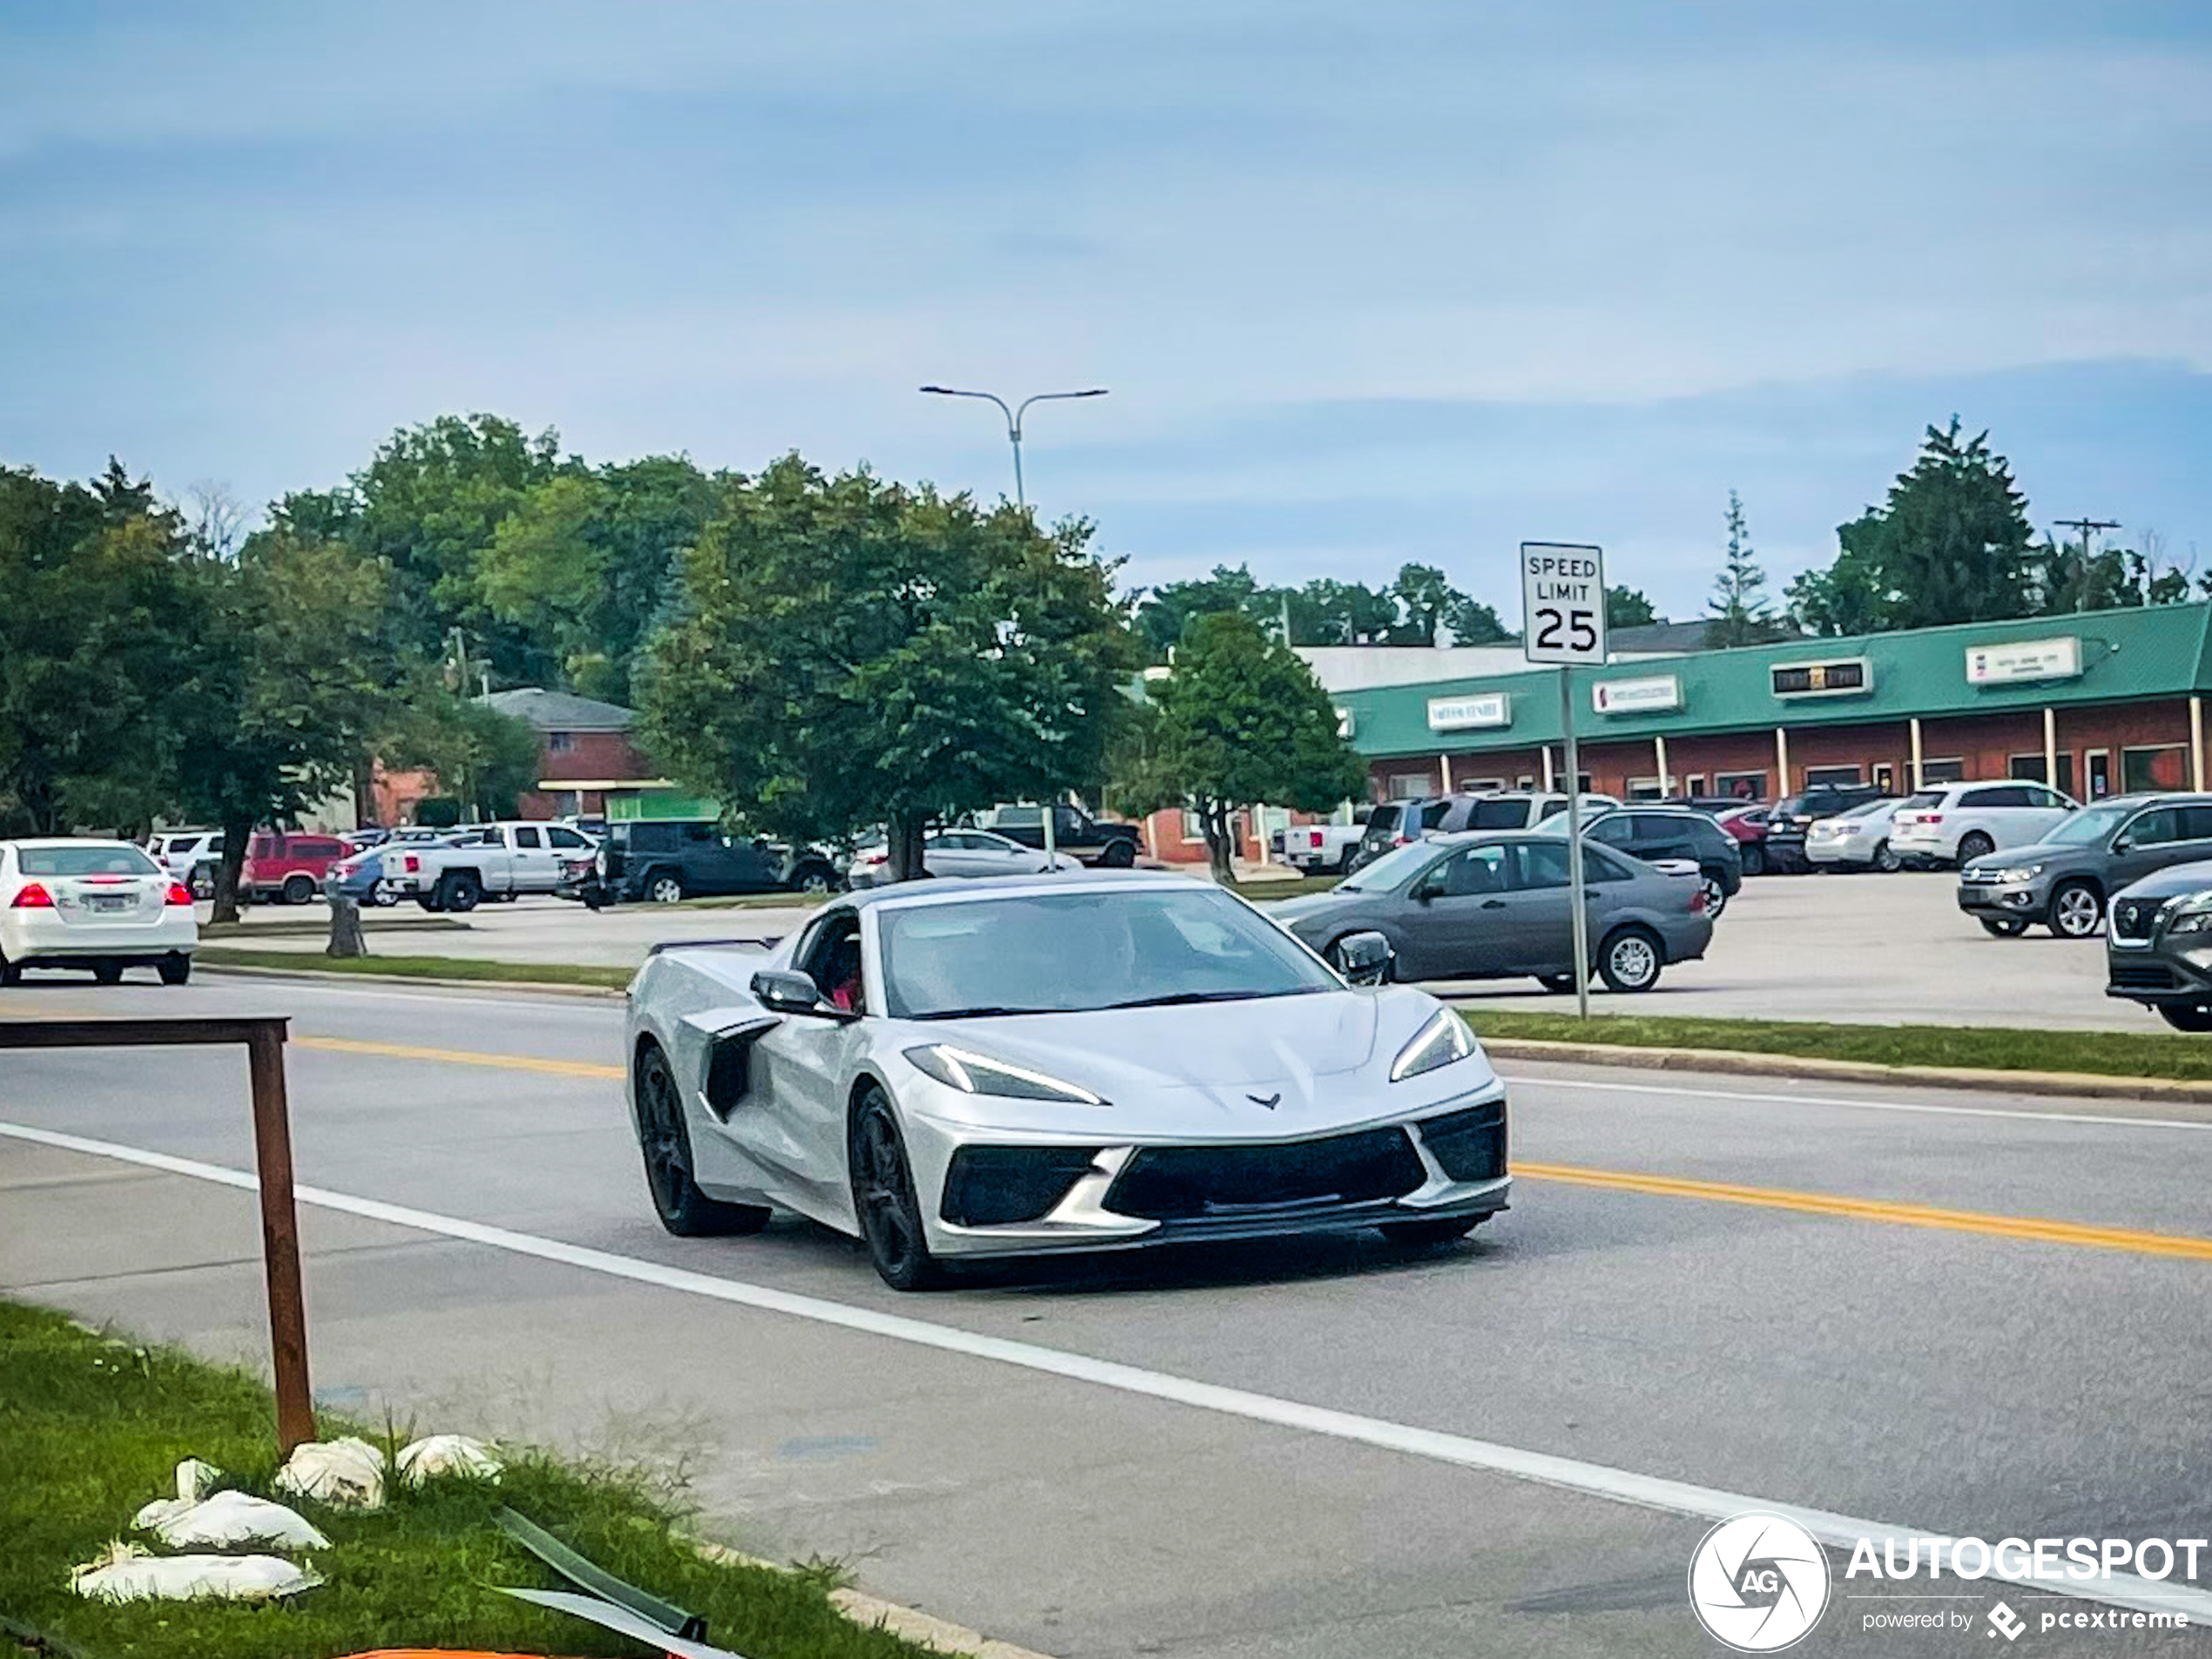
left=536, top=730, right=653, bottom=785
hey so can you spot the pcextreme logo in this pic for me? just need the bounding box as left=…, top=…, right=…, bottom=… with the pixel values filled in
left=1688, top=1512, right=1832, bottom=1651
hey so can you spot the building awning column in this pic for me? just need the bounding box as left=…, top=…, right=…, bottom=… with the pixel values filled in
left=1909, top=718, right=1924, bottom=791
left=1655, top=734, right=1671, bottom=795
left=2194, top=698, right=2206, bottom=792
left=1440, top=752, right=1453, bottom=793
left=2044, top=707, right=2060, bottom=794
left=1541, top=745, right=1555, bottom=790
left=1774, top=727, right=1790, bottom=796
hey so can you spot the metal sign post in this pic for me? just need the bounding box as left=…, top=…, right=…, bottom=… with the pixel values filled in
left=1521, top=543, right=1608, bottom=1018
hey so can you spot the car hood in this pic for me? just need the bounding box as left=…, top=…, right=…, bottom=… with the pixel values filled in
left=1266, top=892, right=1366, bottom=929
left=907, top=987, right=1485, bottom=1134
left=1963, top=838, right=2087, bottom=873
left=2114, top=860, right=2212, bottom=903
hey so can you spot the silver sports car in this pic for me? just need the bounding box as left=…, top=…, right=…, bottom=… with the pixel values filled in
left=624, top=873, right=1511, bottom=1288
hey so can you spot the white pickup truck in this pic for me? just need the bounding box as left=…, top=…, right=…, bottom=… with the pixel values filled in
left=1274, top=818, right=1367, bottom=875
left=388, top=820, right=599, bottom=912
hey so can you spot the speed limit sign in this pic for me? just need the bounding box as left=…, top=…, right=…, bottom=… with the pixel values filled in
left=1521, top=543, right=1607, bottom=665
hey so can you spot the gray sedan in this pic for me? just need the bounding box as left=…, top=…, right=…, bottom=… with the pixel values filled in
left=847, top=828, right=1082, bottom=888
left=1270, top=830, right=1712, bottom=993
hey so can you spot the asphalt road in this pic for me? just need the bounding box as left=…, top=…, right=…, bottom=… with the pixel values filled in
left=4, top=974, right=2209, bottom=1656
left=205, top=867, right=2142, bottom=1030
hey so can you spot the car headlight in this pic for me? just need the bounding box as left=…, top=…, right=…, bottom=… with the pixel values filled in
left=1988, top=864, right=2044, bottom=882
left=903, top=1044, right=1106, bottom=1104
left=2166, top=900, right=2212, bottom=935
left=1391, top=1009, right=1475, bottom=1082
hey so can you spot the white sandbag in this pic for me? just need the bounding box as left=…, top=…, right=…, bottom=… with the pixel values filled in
left=273, top=1435, right=386, bottom=1510
left=132, top=1457, right=227, bottom=1530
left=146, top=1489, right=328, bottom=1549
left=71, top=1542, right=320, bottom=1603
left=397, top=1433, right=502, bottom=1486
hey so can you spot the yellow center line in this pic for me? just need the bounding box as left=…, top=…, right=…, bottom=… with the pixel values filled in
left=293, top=1035, right=624, bottom=1080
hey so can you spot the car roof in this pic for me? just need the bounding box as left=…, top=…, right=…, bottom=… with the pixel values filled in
left=838, top=871, right=1197, bottom=912
left=2, top=836, right=146, bottom=849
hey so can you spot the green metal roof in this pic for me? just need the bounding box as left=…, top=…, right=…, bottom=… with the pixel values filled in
left=1337, top=603, right=2212, bottom=758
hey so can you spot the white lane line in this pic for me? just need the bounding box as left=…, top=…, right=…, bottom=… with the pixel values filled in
left=1501, top=1073, right=2212, bottom=1133
left=4, top=1117, right=2208, bottom=1625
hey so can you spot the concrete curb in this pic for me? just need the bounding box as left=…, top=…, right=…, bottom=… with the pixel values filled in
left=1479, top=1036, right=2212, bottom=1105
left=197, top=961, right=628, bottom=999
left=696, top=1542, right=1055, bottom=1658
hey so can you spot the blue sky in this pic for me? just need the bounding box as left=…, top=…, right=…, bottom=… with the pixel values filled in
left=3, top=1, right=2209, bottom=620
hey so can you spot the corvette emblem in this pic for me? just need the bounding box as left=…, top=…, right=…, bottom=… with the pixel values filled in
left=1247, top=1092, right=1281, bottom=1109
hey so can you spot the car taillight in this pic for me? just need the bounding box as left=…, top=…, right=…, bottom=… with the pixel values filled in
left=403, top=854, right=420, bottom=873
left=1393, top=834, right=1411, bottom=846
left=12, top=882, right=55, bottom=909
left=1689, top=885, right=1707, bottom=914
left=860, top=851, right=887, bottom=866
left=1919, top=813, right=1943, bottom=826
left=165, top=882, right=192, bottom=906
left=1307, top=831, right=1324, bottom=848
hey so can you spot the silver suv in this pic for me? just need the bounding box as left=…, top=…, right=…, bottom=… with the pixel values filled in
left=1955, top=792, right=2212, bottom=939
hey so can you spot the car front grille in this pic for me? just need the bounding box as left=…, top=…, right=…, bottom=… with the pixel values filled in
left=2110, top=961, right=2182, bottom=992
left=1106, top=1127, right=1427, bottom=1221
left=1416, top=1101, right=1507, bottom=1183
left=941, top=1146, right=1104, bottom=1226
left=2111, top=900, right=2161, bottom=942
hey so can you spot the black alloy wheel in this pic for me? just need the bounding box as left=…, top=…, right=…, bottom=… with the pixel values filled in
left=849, top=1090, right=947, bottom=1291
left=635, top=1045, right=771, bottom=1236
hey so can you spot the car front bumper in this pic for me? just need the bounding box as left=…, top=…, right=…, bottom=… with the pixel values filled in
left=1956, top=875, right=2051, bottom=923
left=901, top=1086, right=1512, bottom=1261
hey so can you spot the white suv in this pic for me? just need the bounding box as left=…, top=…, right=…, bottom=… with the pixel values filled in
left=1890, top=781, right=2079, bottom=867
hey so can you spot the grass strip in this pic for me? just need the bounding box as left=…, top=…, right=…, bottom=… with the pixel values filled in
left=195, top=948, right=634, bottom=990
left=1458, top=1008, right=2212, bottom=1083
left=0, top=1299, right=934, bottom=1659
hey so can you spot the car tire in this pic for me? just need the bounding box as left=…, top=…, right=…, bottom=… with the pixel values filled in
left=438, top=872, right=481, bottom=914
left=1700, top=872, right=1728, bottom=919
left=281, top=873, right=315, bottom=906
left=415, top=894, right=447, bottom=913
left=2157, top=1003, right=2212, bottom=1034
left=1379, top=1216, right=1484, bottom=1248
left=1596, top=927, right=1663, bottom=994
left=92, top=963, right=124, bottom=986
left=2047, top=880, right=2103, bottom=940
left=1741, top=844, right=1766, bottom=877
left=791, top=862, right=837, bottom=897
left=1536, top=973, right=1577, bottom=994
left=635, top=1044, right=772, bottom=1237
left=849, top=1089, right=948, bottom=1291
left=1979, top=916, right=2029, bottom=937
left=644, top=870, right=685, bottom=905
left=1957, top=832, right=1996, bottom=864
left=1099, top=840, right=1136, bottom=869
left=158, top=954, right=191, bottom=986
left=0, top=954, right=20, bottom=987
left=371, top=882, right=401, bottom=908
left=1872, top=840, right=1902, bottom=873
left=1336, top=846, right=1359, bottom=876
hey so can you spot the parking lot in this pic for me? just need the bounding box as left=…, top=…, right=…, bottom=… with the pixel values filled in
left=203, top=866, right=2145, bottom=1031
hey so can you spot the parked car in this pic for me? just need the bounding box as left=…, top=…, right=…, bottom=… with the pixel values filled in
left=2105, top=860, right=2212, bottom=1028
left=1271, top=829, right=1710, bottom=994
left=325, top=840, right=441, bottom=907
left=1, top=838, right=197, bottom=985
left=388, top=819, right=601, bottom=911
left=240, top=832, right=348, bottom=905
left=624, top=873, right=1508, bottom=1288
left=147, top=828, right=226, bottom=899
left=1557, top=806, right=1743, bottom=919
left=846, top=829, right=1081, bottom=888
left=593, top=819, right=841, bottom=906
left=1716, top=803, right=1772, bottom=875
left=1663, top=795, right=1765, bottom=815
left=1351, top=799, right=1452, bottom=868
left=966, top=803, right=1141, bottom=867
left=1760, top=784, right=1888, bottom=873
left=1443, top=791, right=1622, bottom=833
left=1890, top=780, right=2078, bottom=869
left=1278, top=813, right=1369, bottom=875
left=1804, top=795, right=1938, bottom=873
left=1957, top=794, right=2212, bottom=939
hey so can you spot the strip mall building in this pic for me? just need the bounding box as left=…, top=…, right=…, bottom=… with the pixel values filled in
left=1333, top=604, right=2212, bottom=808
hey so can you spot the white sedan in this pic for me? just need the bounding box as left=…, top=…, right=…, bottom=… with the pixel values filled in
left=1, top=839, right=199, bottom=986
left=846, top=828, right=1082, bottom=888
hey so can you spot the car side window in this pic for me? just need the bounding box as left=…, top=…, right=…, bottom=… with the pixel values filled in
left=998, top=806, right=1042, bottom=829
left=2127, top=808, right=2182, bottom=846
left=1438, top=844, right=1510, bottom=895
left=547, top=826, right=588, bottom=848
left=1588, top=816, right=1633, bottom=846
left=1584, top=848, right=1635, bottom=883
left=1511, top=840, right=1573, bottom=889
left=479, top=827, right=506, bottom=846
left=2180, top=806, right=2212, bottom=842
left=513, top=826, right=542, bottom=848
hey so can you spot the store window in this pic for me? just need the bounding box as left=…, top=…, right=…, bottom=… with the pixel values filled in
left=1386, top=772, right=1433, bottom=800
left=1180, top=808, right=1204, bottom=841
left=2009, top=752, right=2079, bottom=798
left=1685, top=774, right=1707, bottom=796
left=547, top=731, right=576, bottom=753
left=1626, top=777, right=1665, bottom=800
left=1803, top=765, right=1862, bottom=787
left=1920, top=758, right=1966, bottom=785
left=1461, top=776, right=1507, bottom=794
left=1872, top=763, right=1896, bottom=793
left=2123, top=745, right=2188, bottom=793
left=1514, top=774, right=1536, bottom=791
left=1715, top=771, right=1766, bottom=799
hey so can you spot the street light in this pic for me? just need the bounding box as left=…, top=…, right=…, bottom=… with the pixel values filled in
left=917, top=384, right=1108, bottom=509
left=919, top=384, right=1109, bottom=869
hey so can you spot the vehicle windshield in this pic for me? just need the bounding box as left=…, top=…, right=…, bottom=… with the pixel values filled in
left=20, top=844, right=161, bottom=877
left=879, top=887, right=1340, bottom=1019
left=2042, top=800, right=2132, bottom=846
left=1335, top=839, right=1445, bottom=891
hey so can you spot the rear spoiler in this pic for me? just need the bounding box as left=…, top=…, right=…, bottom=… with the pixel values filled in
left=645, top=935, right=782, bottom=956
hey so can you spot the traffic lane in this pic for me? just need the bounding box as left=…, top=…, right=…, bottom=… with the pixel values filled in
left=195, top=897, right=806, bottom=968
left=7, top=1038, right=2209, bottom=1575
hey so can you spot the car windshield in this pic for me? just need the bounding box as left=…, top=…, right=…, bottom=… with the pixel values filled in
left=879, top=887, right=1339, bottom=1019
left=2042, top=800, right=2132, bottom=846
left=1335, top=839, right=1445, bottom=891
left=20, top=844, right=161, bottom=877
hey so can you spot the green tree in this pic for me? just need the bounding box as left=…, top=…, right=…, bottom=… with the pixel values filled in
left=1707, top=489, right=1780, bottom=647
left=1785, top=514, right=1892, bottom=636
left=1442, top=592, right=1514, bottom=644
left=640, top=455, right=1136, bottom=880
left=1869, top=418, right=2037, bottom=630
left=1386, top=563, right=1458, bottom=644
left=1288, top=577, right=1398, bottom=646
left=1135, top=565, right=1266, bottom=658
left=1109, top=610, right=1366, bottom=885
left=0, top=462, right=199, bottom=835
left=1606, top=585, right=1660, bottom=629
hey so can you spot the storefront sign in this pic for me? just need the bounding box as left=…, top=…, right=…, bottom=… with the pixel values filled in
left=1426, top=693, right=1511, bottom=732
left=1592, top=674, right=1681, bottom=715
left=1770, top=658, right=1871, bottom=698
left=1966, top=636, right=2081, bottom=685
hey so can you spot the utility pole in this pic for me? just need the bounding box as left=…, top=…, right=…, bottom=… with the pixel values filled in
left=2054, top=516, right=2121, bottom=613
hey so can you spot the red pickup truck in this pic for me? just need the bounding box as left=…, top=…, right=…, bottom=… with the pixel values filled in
left=241, top=832, right=347, bottom=905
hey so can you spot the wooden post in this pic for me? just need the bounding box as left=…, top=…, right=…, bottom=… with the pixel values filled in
left=245, top=1024, right=316, bottom=1454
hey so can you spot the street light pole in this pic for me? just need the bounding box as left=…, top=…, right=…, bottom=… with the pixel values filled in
left=919, top=384, right=1109, bottom=872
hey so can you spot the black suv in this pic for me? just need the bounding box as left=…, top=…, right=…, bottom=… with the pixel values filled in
left=1763, top=784, right=1886, bottom=873
left=591, top=819, right=841, bottom=905
left=1581, top=806, right=1746, bottom=918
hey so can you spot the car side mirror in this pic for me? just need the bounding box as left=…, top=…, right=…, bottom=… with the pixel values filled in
left=2112, top=837, right=2131, bottom=853
left=1334, top=930, right=1393, bottom=987
left=752, top=968, right=840, bottom=1017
